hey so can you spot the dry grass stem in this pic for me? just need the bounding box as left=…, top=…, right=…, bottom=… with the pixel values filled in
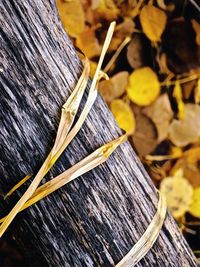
left=0, top=134, right=127, bottom=223
left=115, top=192, right=167, bottom=267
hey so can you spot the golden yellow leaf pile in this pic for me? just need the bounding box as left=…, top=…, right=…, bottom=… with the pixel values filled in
left=57, top=0, right=200, bottom=254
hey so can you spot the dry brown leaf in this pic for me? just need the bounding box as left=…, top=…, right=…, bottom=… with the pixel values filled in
left=76, top=27, right=101, bottom=58
left=127, top=34, right=144, bottom=69
left=169, top=104, right=200, bottom=147
left=143, top=94, right=173, bottom=142
left=99, top=71, right=128, bottom=102
left=132, top=113, right=157, bottom=156
left=156, top=53, right=172, bottom=75
left=140, top=5, right=167, bottom=42
left=57, top=0, right=85, bottom=37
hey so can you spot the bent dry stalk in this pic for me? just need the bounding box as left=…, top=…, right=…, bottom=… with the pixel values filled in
left=0, top=134, right=127, bottom=223
left=115, top=192, right=167, bottom=267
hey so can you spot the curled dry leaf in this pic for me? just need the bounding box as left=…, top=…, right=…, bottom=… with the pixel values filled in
left=160, top=169, right=193, bottom=218
left=169, top=104, right=200, bottom=147
left=126, top=67, right=160, bottom=106
left=110, top=99, right=135, bottom=135
left=189, top=187, right=200, bottom=218
left=132, top=113, right=157, bottom=156
left=57, top=0, right=85, bottom=37
left=140, top=5, right=167, bottom=42
left=143, top=94, right=173, bottom=142
left=127, top=34, right=144, bottom=69
left=99, top=71, right=128, bottom=102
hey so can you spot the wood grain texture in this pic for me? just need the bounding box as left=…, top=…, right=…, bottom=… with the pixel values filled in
left=0, top=1, right=198, bottom=266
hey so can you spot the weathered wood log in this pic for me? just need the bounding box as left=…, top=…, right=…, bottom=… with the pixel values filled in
left=0, top=1, right=198, bottom=266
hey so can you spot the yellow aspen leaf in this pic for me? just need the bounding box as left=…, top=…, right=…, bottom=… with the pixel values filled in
left=189, top=187, right=200, bottom=218
left=139, top=5, right=167, bottom=42
left=110, top=99, right=135, bottom=135
left=191, top=19, right=200, bottom=46
left=76, top=27, right=101, bottom=58
left=57, top=0, right=85, bottom=38
left=160, top=169, right=193, bottom=218
left=173, top=81, right=185, bottom=120
left=126, top=67, right=160, bottom=106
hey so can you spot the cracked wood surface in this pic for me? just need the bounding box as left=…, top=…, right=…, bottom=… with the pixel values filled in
left=0, top=1, right=198, bottom=266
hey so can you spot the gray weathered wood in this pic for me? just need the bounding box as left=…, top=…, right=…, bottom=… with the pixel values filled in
left=0, top=1, right=198, bottom=266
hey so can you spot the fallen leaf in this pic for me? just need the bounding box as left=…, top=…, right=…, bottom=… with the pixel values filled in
left=99, top=71, right=128, bottom=102
left=194, top=79, right=200, bottom=104
left=169, top=104, right=200, bottom=147
left=126, top=67, right=160, bottom=106
left=93, top=0, right=119, bottom=22
left=132, top=113, right=157, bottom=156
left=173, top=81, right=185, bottom=120
left=57, top=0, right=85, bottom=37
left=191, top=19, right=200, bottom=46
left=127, top=34, right=145, bottom=69
left=189, top=187, right=200, bottom=218
left=130, top=0, right=144, bottom=18
left=76, top=27, right=101, bottom=58
left=143, top=94, right=173, bottom=142
left=171, top=147, right=200, bottom=188
left=109, top=18, right=135, bottom=51
left=156, top=53, right=172, bottom=75
left=140, top=5, right=167, bottom=42
left=110, top=99, right=135, bottom=134
left=160, top=169, right=193, bottom=218
left=156, top=0, right=167, bottom=9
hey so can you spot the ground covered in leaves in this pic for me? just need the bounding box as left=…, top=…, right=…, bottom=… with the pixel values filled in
left=1, top=0, right=200, bottom=266
left=57, top=0, right=200, bottom=261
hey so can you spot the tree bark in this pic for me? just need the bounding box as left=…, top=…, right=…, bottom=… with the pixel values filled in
left=0, top=1, right=198, bottom=266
